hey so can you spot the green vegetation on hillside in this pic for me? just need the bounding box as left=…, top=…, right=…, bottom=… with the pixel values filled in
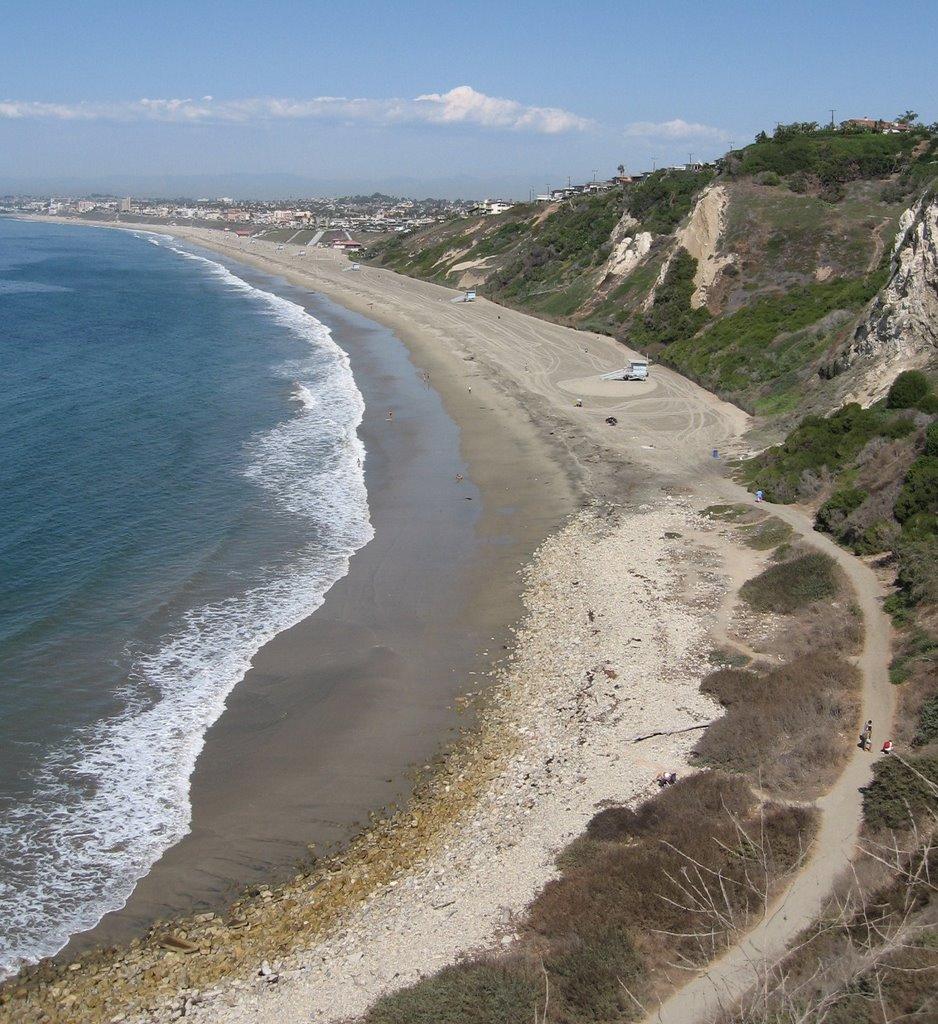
left=741, top=400, right=918, bottom=503
left=660, top=269, right=887, bottom=405
left=625, top=249, right=710, bottom=349
left=486, top=190, right=625, bottom=313
left=729, top=122, right=929, bottom=200
left=626, top=168, right=714, bottom=232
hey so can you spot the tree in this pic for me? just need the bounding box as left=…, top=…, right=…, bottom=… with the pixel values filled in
left=617, top=163, right=625, bottom=176
left=897, top=110, right=919, bottom=125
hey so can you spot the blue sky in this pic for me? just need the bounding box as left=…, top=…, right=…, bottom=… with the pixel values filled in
left=2, top=0, right=935, bottom=197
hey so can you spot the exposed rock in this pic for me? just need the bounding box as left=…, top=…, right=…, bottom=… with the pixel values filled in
left=829, top=197, right=938, bottom=401
left=603, top=210, right=653, bottom=279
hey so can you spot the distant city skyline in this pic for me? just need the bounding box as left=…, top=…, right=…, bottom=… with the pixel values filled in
left=2, top=0, right=936, bottom=197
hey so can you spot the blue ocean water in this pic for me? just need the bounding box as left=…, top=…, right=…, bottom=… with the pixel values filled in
left=0, top=219, right=373, bottom=974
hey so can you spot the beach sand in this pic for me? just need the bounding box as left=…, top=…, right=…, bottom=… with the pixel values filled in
left=2, top=222, right=752, bottom=1024
left=63, top=255, right=578, bottom=953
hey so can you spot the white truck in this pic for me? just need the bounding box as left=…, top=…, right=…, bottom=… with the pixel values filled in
left=600, top=359, right=649, bottom=382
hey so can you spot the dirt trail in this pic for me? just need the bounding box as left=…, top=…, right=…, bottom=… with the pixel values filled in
left=642, top=494, right=893, bottom=1024
left=143, top=231, right=893, bottom=1023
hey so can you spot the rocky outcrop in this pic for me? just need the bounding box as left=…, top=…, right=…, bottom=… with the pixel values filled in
left=832, top=196, right=938, bottom=404
left=602, top=211, right=653, bottom=279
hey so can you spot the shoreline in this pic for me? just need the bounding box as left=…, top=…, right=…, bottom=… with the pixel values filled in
left=2, top=219, right=754, bottom=1024
left=40, top=225, right=579, bottom=959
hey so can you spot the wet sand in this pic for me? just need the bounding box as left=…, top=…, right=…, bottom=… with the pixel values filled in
left=65, top=252, right=578, bottom=952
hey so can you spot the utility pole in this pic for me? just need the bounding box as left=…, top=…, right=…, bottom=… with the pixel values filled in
left=652, top=157, right=657, bottom=172
left=591, top=168, right=598, bottom=182
left=829, top=108, right=836, bottom=129
left=688, top=152, right=694, bottom=167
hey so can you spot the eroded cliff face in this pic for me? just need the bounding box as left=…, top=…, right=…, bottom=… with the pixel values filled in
left=834, top=196, right=938, bottom=404
left=642, top=184, right=734, bottom=311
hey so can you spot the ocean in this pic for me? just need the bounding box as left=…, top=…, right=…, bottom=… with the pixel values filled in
left=0, top=219, right=374, bottom=975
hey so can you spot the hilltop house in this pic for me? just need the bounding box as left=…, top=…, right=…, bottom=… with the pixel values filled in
left=843, top=117, right=912, bottom=134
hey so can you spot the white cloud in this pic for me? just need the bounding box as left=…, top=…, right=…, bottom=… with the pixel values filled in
left=623, top=118, right=730, bottom=142
left=414, top=85, right=593, bottom=133
left=0, top=87, right=592, bottom=135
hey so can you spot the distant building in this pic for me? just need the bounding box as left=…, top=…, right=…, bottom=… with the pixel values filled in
left=119, top=197, right=132, bottom=213
left=843, top=117, right=912, bottom=134
left=471, top=199, right=516, bottom=216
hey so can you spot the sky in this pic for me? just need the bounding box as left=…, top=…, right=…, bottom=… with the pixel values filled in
left=2, top=0, right=936, bottom=198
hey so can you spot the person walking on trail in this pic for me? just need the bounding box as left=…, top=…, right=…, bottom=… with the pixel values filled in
left=755, top=489, right=764, bottom=503
left=881, top=739, right=893, bottom=755
left=860, top=719, right=873, bottom=751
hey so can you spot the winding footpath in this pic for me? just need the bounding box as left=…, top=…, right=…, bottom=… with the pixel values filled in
left=126, top=229, right=896, bottom=1023
left=643, top=489, right=893, bottom=1024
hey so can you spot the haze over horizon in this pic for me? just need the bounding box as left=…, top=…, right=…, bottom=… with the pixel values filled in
left=2, top=0, right=936, bottom=198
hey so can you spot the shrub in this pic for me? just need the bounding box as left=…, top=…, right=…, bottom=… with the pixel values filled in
left=740, top=403, right=915, bottom=504
left=363, top=961, right=541, bottom=1024
left=895, top=535, right=938, bottom=606
left=921, top=421, right=938, bottom=458
left=695, top=653, right=860, bottom=795
left=887, top=370, right=932, bottom=409
left=744, top=517, right=794, bottom=550
left=893, top=455, right=938, bottom=522
left=913, top=696, right=938, bottom=746
left=787, top=171, right=809, bottom=193
left=815, top=487, right=868, bottom=533
left=756, top=171, right=782, bottom=186
left=861, top=756, right=938, bottom=831
left=740, top=553, right=839, bottom=613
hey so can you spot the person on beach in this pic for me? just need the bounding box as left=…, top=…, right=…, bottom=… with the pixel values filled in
left=387, top=409, right=394, bottom=421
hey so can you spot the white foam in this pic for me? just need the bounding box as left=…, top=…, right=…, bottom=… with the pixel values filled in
left=0, top=240, right=374, bottom=976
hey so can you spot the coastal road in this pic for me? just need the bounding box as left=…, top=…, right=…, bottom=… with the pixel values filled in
left=166, top=230, right=893, bottom=1024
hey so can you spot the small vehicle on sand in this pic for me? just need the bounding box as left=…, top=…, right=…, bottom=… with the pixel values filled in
left=600, top=359, right=649, bottom=382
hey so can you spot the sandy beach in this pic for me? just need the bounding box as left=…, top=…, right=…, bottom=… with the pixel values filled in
left=59, top=247, right=577, bottom=957
left=3, top=221, right=753, bottom=1024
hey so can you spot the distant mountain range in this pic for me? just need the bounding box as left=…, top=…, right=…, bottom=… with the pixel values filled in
left=0, top=171, right=554, bottom=201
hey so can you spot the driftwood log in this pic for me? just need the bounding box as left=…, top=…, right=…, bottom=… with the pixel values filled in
left=631, top=721, right=716, bottom=743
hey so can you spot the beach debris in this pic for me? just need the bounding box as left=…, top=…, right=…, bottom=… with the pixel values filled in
left=605, top=416, right=618, bottom=425
left=158, top=934, right=200, bottom=955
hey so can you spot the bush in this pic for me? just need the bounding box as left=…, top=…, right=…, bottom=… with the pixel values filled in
left=893, top=455, right=938, bottom=523
left=925, top=422, right=938, bottom=457
left=695, top=653, right=860, bottom=795
left=815, top=487, right=868, bottom=533
left=887, top=370, right=932, bottom=409
left=741, top=402, right=915, bottom=504
left=363, top=961, right=541, bottom=1024
left=756, top=171, right=782, bottom=186
left=861, top=756, right=938, bottom=831
left=913, top=696, right=938, bottom=746
left=740, top=553, right=840, bottom=613
left=895, top=535, right=938, bottom=606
